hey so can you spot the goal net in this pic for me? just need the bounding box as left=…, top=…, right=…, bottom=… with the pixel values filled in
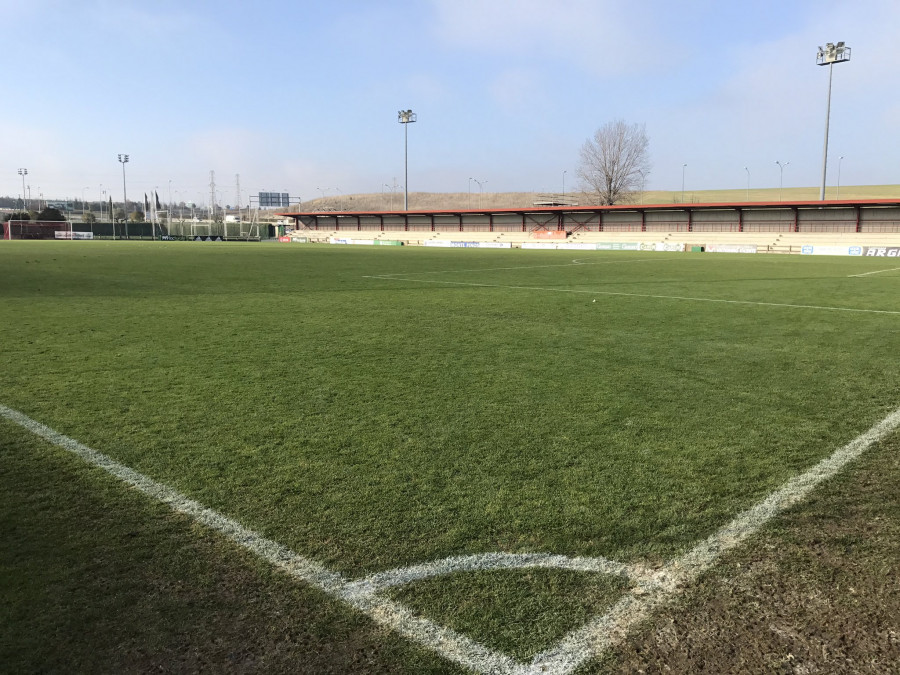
left=3, top=220, right=71, bottom=240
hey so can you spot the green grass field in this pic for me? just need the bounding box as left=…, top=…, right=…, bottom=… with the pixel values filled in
left=2, top=241, right=899, bottom=672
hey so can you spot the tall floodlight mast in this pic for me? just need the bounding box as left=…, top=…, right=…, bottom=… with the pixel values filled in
left=816, top=42, right=851, bottom=200
left=18, top=168, right=28, bottom=211
left=398, top=109, right=417, bottom=211
left=117, top=154, right=129, bottom=214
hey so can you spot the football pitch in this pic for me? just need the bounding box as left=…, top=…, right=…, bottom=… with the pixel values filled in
left=2, top=241, right=899, bottom=673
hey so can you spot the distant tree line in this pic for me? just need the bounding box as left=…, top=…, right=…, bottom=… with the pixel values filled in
left=2, top=207, right=67, bottom=222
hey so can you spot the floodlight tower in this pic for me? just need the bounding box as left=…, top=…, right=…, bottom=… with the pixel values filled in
left=776, top=160, right=789, bottom=201
left=398, top=109, right=416, bottom=210
left=118, top=154, right=129, bottom=215
left=209, top=171, right=217, bottom=222
left=816, top=42, right=851, bottom=200
left=17, top=168, right=27, bottom=211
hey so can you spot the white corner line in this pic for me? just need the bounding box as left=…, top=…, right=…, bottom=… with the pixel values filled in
left=526, top=404, right=900, bottom=673
left=363, top=275, right=900, bottom=315
left=4, top=402, right=899, bottom=675
left=0, top=403, right=519, bottom=675
left=848, top=266, right=900, bottom=277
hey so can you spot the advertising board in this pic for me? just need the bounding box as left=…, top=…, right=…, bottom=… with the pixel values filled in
left=801, top=245, right=863, bottom=256
left=863, top=246, right=900, bottom=257
left=54, top=231, right=93, bottom=239
left=424, top=241, right=511, bottom=249
left=640, top=242, right=685, bottom=252
left=595, top=242, right=641, bottom=251
left=556, top=243, right=601, bottom=251
left=706, top=244, right=758, bottom=253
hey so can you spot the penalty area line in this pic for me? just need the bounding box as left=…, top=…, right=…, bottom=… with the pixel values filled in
left=364, top=275, right=900, bottom=315
left=367, top=256, right=672, bottom=278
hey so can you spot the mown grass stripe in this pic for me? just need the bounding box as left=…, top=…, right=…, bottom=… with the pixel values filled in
left=365, top=274, right=900, bottom=315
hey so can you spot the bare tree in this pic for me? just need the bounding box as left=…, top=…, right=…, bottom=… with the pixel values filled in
left=577, top=120, right=650, bottom=205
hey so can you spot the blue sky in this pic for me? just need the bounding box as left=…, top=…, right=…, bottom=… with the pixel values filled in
left=3, top=0, right=898, bottom=206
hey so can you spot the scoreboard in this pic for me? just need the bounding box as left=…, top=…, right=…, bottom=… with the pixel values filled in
left=259, top=192, right=290, bottom=208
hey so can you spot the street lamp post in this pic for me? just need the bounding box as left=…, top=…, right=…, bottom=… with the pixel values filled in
left=681, top=164, right=687, bottom=203
left=562, top=170, right=567, bottom=199
left=816, top=42, right=851, bottom=201
left=18, top=168, right=28, bottom=212
left=776, top=160, right=789, bottom=201
left=118, top=154, right=129, bottom=238
left=837, top=155, right=845, bottom=199
left=744, top=167, right=750, bottom=201
left=397, top=109, right=416, bottom=211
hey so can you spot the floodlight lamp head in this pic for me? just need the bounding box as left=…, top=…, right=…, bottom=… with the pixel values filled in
left=397, top=109, right=417, bottom=124
left=817, top=41, right=850, bottom=65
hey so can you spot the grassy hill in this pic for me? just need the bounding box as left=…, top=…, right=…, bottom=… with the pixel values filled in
left=297, top=185, right=900, bottom=212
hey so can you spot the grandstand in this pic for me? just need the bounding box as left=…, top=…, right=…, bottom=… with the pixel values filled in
left=278, top=199, right=900, bottom=253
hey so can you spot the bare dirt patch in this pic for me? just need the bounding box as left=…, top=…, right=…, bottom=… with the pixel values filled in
left=592, top=432, right=900, bottom=674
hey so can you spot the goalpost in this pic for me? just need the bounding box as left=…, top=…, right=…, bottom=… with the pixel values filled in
left=190, top=222, right=211, bottom=239
left=3, top=220, right=71, bottom=240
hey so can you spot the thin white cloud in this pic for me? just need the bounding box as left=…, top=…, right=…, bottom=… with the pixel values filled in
left=429, top=0, right=664, bottom=76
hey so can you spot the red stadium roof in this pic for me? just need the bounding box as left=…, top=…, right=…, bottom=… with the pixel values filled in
left=277, top=198, right=900, bottom=219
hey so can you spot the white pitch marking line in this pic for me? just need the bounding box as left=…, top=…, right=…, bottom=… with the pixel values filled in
left=0, top=404, right=518, bottom=675
left=527, top=404, right=900, bottom=673
left=4, top=402, right=900, bottom=675
left=344, top=552, right=653, bottom=597
left=364, top=275, right=900, bottom=315
left=369, top=257, right=670, bottom=278
left=848, top=266, right=900, bottom=277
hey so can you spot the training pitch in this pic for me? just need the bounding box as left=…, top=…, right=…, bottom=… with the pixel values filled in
left=2, top=241, right=899, bottom=673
